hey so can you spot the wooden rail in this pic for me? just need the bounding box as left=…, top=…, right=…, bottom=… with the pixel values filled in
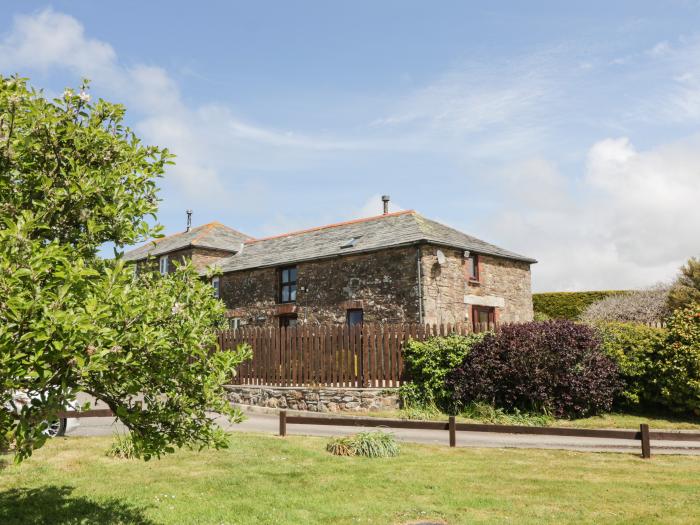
left=57, top=409, right=114, bottom=418
left=219, top=321, right=495, bottom=388
left=278, top=411, right=700, bottom=459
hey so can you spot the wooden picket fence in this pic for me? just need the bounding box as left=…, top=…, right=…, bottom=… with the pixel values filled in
left=218, top=321, right=495, bottom=388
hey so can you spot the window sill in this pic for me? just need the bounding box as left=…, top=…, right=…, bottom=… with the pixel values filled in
left=468, top=279, right=481, bottom=286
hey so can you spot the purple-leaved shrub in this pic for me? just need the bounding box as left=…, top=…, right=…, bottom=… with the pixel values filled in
left=447, top=320, right=621, bottom=418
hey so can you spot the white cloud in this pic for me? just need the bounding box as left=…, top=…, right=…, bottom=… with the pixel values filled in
left=368, top=53, right=560, bottom=161
left=0, top=8, right=368, bottom=211
left=484, top=136, right=700, bottom=291
left=648, top=41, right=671, bottom=57
left=0, top=8, right=116, bottom=76
left=633, top=35, right=700, bottom=123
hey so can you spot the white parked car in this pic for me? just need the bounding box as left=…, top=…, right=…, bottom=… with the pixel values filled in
left=10, top=391, right=80, bottom=437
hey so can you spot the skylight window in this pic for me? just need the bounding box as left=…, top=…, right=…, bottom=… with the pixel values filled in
left=340, top=236, right=361, bottom=249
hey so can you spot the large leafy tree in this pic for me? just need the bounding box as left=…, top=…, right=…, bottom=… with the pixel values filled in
left=668, top=257, right=700, bottom=313
left=0, top=75, right=249, bottom=461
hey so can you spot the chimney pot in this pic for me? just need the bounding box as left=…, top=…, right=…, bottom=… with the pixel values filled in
left=381, top=195, right=390, bottom=215
left=186, top=209, right=193, bottom=232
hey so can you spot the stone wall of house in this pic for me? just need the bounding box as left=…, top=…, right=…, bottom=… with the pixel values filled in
left=420, top=247, right=533, bottom=324
left=225, top=385, right=400, bottom=412
left=220, top=246, right=421, bottom=326
left=135, top=247, right=233, bottom=274
left=220, top=266, right=278, bottom=324
left=191, top=247, right=236, bottom=272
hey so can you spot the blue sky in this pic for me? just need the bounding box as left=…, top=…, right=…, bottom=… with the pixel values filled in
left=2, top=2, right=699, bottom=291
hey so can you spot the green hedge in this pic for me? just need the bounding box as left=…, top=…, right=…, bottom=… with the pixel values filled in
left=533, top=291, right=628, bottom=320
left=596, top=322, right=668, bottom=407
left=657, top=303, right=700, bottom=415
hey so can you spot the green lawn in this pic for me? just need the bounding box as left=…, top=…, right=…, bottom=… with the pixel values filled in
left=2, top=434, right=699, bottom=524
left=366, top=408, right=700, bottom=430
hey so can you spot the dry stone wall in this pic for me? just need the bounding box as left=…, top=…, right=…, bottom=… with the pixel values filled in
left=225, top=385, right=400, bottom=412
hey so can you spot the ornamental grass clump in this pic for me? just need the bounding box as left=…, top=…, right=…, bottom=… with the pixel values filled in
left=106, top=433, right=138, bottom=460
left=326, top=431, right=400, bottom=458
left=447, top=320, right=621, bottom=418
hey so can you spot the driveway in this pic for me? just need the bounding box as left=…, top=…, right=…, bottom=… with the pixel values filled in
left=65, top=405, right=700, bottom=455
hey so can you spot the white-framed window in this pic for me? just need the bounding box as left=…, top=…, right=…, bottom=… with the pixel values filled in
left=229, top=317, right=241, bottom=330
left=159, top=255, right=169, bottom=275
left=212, top=276, right=220, bottom=298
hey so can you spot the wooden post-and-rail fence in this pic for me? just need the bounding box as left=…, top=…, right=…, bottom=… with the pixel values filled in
left=218, top=321, right=494, bottom=389
left=278, top=411, right=700, bottom=459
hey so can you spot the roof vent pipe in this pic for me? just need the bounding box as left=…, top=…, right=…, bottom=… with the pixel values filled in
left=381, top=195, right=390, bottom=215
left=186, top=209, right=192, bottom=232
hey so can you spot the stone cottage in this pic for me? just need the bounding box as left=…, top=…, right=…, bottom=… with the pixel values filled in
left=124, top=204, right=536, bottom=329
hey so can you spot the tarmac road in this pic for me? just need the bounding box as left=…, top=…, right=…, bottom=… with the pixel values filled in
left=65, top=405, right=700, bottom=456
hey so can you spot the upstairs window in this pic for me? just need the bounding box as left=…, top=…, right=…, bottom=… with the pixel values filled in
left=159, top=255, right=169, bottom=275
left=467, top=254, right=479, bottom=282
left=279, top=266, right=297, bottom=304
left=212, top=276, right=220, bottom=298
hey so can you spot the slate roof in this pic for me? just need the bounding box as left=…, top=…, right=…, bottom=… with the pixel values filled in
left=123, top=222, right=252, bottom=261
left=214, top=210, right=536, bottom=273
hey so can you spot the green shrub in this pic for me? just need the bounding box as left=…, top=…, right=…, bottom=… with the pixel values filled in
left=533, top=291, right=628, bottom=320
left=533, top=311, right=551, bottom=321
left=596, top=322, right=667, bottom=407
left=326, top=431, right=400, bottom=458
left=400, top=333, right=485, bottom=412
left=657, top=303, right=700, bottom=415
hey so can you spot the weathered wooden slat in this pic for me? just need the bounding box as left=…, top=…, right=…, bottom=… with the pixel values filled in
left=349, top=324, right=357, bottom=387
left=285, top=414, right=448, bottom=431
left=361, top=324, right=369, bottom=388
left=649, top=431, right=700, bottom=442
left=303, top=325, right=310, bottom=386
left=340, top=326, right=346, bottom=387
left=336, top=325, right=342, bottom=387
left=261, top=328, right=272, bottom=385
left=453, top=423, right=641, bottom=440
left=382, top=326, right=392, bottom=388
left=320, top=325, right=328, bottom=386
left=58, top=409, right=114, bottom=418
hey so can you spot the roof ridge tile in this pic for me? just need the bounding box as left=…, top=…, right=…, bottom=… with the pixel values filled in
left=246, top=210, right=415, bottom=244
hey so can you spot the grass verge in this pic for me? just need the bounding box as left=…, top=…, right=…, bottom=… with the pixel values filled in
left=1, top=433, right=699, bottom=524
left=366, top=405, right=700, bottom=430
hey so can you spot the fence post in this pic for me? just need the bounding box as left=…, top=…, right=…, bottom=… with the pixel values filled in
left=640, top=423, right=651, bottom=459
left=279, top=410, right=287, bottom=437
left=449, top=416, right=456, bottom=448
